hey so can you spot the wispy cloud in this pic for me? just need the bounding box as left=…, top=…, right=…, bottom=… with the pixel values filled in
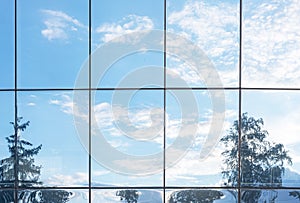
left=166, top=146, right=224, bottom=185
left=49, top=94, right=74, bottom=114
left=165, top=109, right=237, bottom=186
left=168, top=0, right=300, bottom=87
left=27, top=102, right=36, bottom=106
left=168, top=1, right=239, bottom=87
left=243, top=0, right=300, bottom=87
left=41, top=9, right=86, bottom=41
left=46, top=172, right=88, bottom=186
left=49, top=93, right=237, bottom=181
left=95, top=14, right=154, bottom=43
left=269, top=111, right=300, bottom=171
left=93, top=102, right=163, bottom=141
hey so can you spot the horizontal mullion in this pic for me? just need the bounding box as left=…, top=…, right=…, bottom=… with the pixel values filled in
left=2, top=87, right=300, bottom=91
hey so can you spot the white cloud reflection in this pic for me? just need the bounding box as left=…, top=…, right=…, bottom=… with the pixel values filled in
left=42, top=0, right=300, bottom=185
left=41, top=9, right=86, bottom=41
left=95, top=15, right=154, bottom=43
left=168, top=0, right=239, bottom=87
left=243, top=0, right=300, bottom=87
left=49, top=91, right=236, bottom=185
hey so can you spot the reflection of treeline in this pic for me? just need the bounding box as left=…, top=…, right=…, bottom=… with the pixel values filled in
left=3, top=114, right=300, bottom=202
left=0, top=190, right=72, bottom=203
left=116, top=189, right=139, bottom=203
left=168, top=190, right=223, bottom=203
left=115, top=114, right=300, bottom=203
left=0, top=117, right=72, bottom=202
left=115, top=189, right=224, bottom=203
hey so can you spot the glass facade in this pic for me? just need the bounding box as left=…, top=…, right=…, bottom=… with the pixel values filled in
left=1, top=0, right=300, bottom=202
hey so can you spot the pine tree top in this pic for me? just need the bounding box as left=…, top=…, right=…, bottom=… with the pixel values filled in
left=0, top=117, right=42, bottom=187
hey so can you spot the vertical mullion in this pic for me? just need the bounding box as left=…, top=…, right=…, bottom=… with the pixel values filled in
left=163, top=0, right=167, bottom=202
left=88, top=0, right=92, bottom=202
left=14, top=0, right=18, bottom=202
left=238, top=0, right=243, bottom=202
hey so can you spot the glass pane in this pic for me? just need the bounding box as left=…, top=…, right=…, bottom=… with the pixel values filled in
left=18, top=189, right=88, bottom=203
left=92, top=189, right=162, bottom=203
left=0, top=189, right=15, bottom=202
left=243, top=0, right=300, bottom=88
left=91, top=51, right=164, bottom=89
left=241, top=189, right=300, bottom=202
left=0, top=92, right=14, bottom=188
left=167, top=0, right=240, bottom=88
left=0, top=1, right=14, bottom=89
left=166, top=90, right=238, bottom=186
left=91, top=0, right=164, bottom=88
left=17, top=0, right=88, bottom=88
left=18, top=91, right=88, bottom=187
left=91, top=90, right=163, bottom=186
left=242, top=91, right=300, bottom=187
left=166, top=189, right=237, bottom=203
left=92, top=0, right=163, bottom=46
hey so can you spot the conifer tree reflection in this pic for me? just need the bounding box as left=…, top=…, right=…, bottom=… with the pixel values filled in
left=0, top=117, right=72, bottom=203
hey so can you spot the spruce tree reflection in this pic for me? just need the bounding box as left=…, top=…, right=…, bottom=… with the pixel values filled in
left=0, top=117, right=72, bottom=202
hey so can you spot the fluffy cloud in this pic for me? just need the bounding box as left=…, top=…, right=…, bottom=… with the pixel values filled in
left=49, top=94, right=74, bottom=114
left=93, top=102, right=163, bottom=141
left=243, top=0, right=300, bottom=87
left=41, top=9, right=85, bottom=41
left=168, top=0, right=300, bottom=88
left=168, top=1, right=239, bottom=87
left=95, top=15, right=154, bottom=43
left=49, top=92, right=237, bottom=182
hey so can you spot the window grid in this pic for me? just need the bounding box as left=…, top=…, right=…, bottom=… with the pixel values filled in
left=0, top=0, right=299, bottom=202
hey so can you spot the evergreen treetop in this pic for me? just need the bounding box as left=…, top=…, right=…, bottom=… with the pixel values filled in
left=0, top=117, right=42, bottom=187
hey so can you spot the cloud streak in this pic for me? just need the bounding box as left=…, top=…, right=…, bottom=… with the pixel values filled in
left=41, top=9, right=85, bottom=41
left=95, top=15, right=154, bottom=43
